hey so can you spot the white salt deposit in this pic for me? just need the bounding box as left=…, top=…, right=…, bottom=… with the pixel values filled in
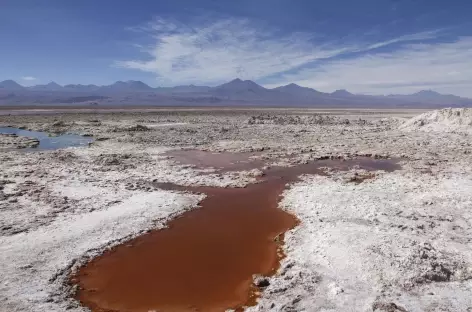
left=0, top=191, right=203, bottom=312
left=2, top=109, right=472, bottom=312
left=247, top=171, right=472, bottom=312
left=400, top=108, right=472, bottom=133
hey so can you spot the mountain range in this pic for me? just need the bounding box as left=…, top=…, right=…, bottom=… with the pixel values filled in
left=0, top=78, right=471, bottom=108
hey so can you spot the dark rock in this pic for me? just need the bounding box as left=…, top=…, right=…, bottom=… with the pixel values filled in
left=372, top=302, right=408, bottom=312
left=253, top=275, right=270, bottom=288
left=128, top=124, right=150, bottom=132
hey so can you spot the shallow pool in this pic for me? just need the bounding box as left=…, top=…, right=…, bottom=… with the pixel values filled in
left=0, top=127, right=93, bottom=150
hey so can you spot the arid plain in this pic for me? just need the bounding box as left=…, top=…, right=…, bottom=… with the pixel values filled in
left=1, top=107, right=472, bottom=312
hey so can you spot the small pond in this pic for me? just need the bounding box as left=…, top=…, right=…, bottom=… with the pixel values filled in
left=0, top=127, right=93, bottom=150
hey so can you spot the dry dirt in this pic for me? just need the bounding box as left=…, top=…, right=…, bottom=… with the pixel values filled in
left=1, top=108, right=472, bottom=312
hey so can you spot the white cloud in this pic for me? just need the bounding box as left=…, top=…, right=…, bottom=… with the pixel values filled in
left=117, top=18, right=471, bottom=96
left=268, top=37, right=472, bottom=97
left=363, top=29, right=442, bottom=50
left=21, top=76, right=36, bottom=81
left=117, top=18, right=356, bottom=86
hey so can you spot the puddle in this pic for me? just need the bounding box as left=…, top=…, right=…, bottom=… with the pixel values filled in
left=72, top=155, right=400, bottom=312
left=0, top=127, right=93, bottom=150
left=165, top=149, right=265, bottom=172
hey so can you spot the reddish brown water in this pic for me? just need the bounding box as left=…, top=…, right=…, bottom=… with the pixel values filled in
left=72, top=155, right=399, bottom=312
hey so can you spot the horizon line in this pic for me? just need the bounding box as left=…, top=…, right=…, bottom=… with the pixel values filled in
left=0, top=78, right=463, bottom=98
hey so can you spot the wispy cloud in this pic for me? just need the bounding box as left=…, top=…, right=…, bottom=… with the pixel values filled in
left=117, top=18, right=471, bottom=96
left=117, top=18, right=355, bottom=86
left=363, top=29, right=442, bottom=50
left=21, top=76, right=36, bottom=81
left=267, top=37, right=472, bottom=97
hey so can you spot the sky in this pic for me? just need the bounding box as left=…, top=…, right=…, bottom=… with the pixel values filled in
left=1, top=0, right=471, bottom=96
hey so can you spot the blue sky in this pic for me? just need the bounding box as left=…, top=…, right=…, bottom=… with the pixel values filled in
left=1, top=0, right=471, bottom=96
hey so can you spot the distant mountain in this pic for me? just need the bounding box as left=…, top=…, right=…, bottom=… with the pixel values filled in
left=48, top=95, right=109, bottom=104
left=29, top=82, right=63, bottom=91
left=0, top=80, right=24, bottom=90
left=63, top=84, right=100, bottom=92
left=155, top=85, right=211, bottom=94
left=274, top=83, right=327, bottom=98
left=0, top=78, right=471, bottom=108
left=388, top=90, right=472, bottom=106
left=210, top=78, right=279, bottom=100
left=213, top=78, right=265, bottom=93
left=101, top=80, right=153, bottom=92
left=0, top=92, right=16, bottom=100
left=412, top=90, right=443, bottom=98
left=331, top=89, right=354, bottom=97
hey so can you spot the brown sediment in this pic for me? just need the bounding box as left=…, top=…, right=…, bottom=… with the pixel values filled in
left=164, top=149, right=265, bottom=172
left=346, top=172, right=377, bottom=184
left=72, top=154, right=400, bottom=312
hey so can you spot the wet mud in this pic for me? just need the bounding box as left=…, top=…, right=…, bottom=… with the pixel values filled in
left=164, top=149, right=265, bottom=172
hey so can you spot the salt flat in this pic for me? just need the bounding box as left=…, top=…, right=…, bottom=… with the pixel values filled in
left=1, top=108, right=471, bottom=312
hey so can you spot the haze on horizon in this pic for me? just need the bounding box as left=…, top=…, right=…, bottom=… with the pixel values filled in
left=1, top=0, right=471, bottom=97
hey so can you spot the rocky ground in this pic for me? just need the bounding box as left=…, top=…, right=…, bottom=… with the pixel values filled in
left=1, top=108, right=472, bottom=312
left=0, top=133, right=39, bottom=149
